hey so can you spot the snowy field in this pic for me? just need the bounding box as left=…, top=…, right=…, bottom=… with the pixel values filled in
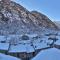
left=32, top=48, right=60, bottom=60
left=0, top=53, right=20, bottom=60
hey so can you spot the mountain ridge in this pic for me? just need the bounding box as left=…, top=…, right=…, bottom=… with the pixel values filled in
left=0, top=0, right=59, bottom=35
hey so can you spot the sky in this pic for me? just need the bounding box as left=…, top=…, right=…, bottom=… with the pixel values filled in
left=12, top=0, right=60, bottom=21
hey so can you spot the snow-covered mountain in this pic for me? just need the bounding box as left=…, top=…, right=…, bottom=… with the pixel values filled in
left=0, top=0, right=58, bottom=35
left=54, top=21, right=60, bottom=29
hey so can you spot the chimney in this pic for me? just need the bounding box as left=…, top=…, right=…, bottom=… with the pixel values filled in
left=2, top=0, right=11, bottom=4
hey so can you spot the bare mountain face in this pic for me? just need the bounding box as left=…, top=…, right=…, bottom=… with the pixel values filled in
left=0, top=0, right=58, bottom=35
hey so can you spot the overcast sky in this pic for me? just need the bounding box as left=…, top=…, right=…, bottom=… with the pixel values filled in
left=12, top=0, right=60, bottom=21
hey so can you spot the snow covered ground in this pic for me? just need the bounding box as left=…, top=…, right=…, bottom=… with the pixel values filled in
left=55, top=40, right=60, bottom=45
left=33, top=38, right=49, bottom=49
left=0, top=34, right=57, bottom=53
left=0, top=43, right=9, bottom=50
left=0, top=53, right=21, bottom=60
left=32, top=48, right=60, bottom=60
left=8, top=35, right=53, bottom=53
left=0, top=31, right=60, bottom=60
left=54, top=36, right=60, bottom=45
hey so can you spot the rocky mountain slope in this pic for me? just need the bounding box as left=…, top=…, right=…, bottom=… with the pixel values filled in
left=0, top=0, right=58, bottom=35
left=54, top=21, right=60, bottom=29
left=31, top=11, right=58, bottom=28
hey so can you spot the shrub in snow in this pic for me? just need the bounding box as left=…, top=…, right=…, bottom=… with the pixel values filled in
left=45, top=33, right=58, bottom=36
left=1, top=41, right=6, bottom=43
left=48, top=35, right=58, bottom=46
left=48, top=35, right=58, bottom=42
left=45, top=33, right=51, bottom=36
left=32, top=36, right=39, bottom=40
left=40, top=40, right=43, bottom=43
left=21, top=34, right=29, bottom=40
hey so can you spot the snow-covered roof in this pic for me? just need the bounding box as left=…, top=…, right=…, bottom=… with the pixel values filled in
left=54, top=36, right=60, bottom=45
left=55, top=40, right=60, bottom=45
left=46, top=40, right=53, bottom=45
left=25, top=44, right=35, bottom=53
left=0, top=36, right=6, bottom=42
left=9, top=44, right=26, bottom=53
left=9, top=44, right=35, bottom=53
left=0, top=53, right=21, bottom=60
left=33, top=42, right=49, bottom=49
left=57, top=36, right=60, bottom=40
left=32, top=48, right=60, bottom=60
left=19, top=40, right=31, bottom=44
left=25, top=34, right=38, bottom=38
left=0, top=43, right=9, bottom=50
left=33, top=38, right=49, bottom=49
